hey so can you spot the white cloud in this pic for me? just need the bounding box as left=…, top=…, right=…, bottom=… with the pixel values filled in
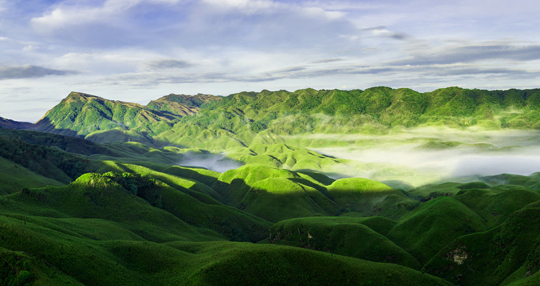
left=0, top=0, right=6, bottom=13
left=303, top=6, right=345, bottom=20
left=30, top=0, right=184, bottom=33
left=202, top=0, right=277, bottom=12
left=2, top=0, right=540, bottom=122
left=31, top=1, right=126, bottom=33
left=54, top=50, right=153, bottom=74
left=22, top=45, right=38, bottom=52
left=202, top=0, right=345, bottom=20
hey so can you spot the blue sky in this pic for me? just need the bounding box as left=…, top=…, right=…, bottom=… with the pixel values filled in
left=1, top=0, right=540, bottom=121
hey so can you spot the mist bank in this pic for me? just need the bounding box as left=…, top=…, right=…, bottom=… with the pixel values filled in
left=172, top=128, right=540, bottom=188
left=176, top=152, right=242, bottom=173
left=305, top=128, right=540, bottom=187
left=284, top=127, right=540, bottom=146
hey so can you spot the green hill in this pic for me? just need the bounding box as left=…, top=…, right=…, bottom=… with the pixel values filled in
left=388, top=197, right=487, bottom=264
left=270, top=216, right=421, bottom=269
left=0, top=117, right=34, bottom=130
left=176, top=241, right=452, bottom=286
left=34, top=92, right=184, bottom=143
left=424, top=202, right=540, bottom=285
left=0, top=135, right=91, bottom=183
left=327, top=177, right=417, bottom=218
left=31, top=87, right=540, bottom=147
left=147, top=93, right=221, bottom=116
left=0, top=170, right=454, bottom=285
left=6, top=85, right=540, bottom=285
left=0, top=156, right=64, bottom=195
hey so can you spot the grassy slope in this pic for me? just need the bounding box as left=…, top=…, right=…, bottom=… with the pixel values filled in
left=34, top=92, right=183, bottom=143
left=226, top=143, right=343, bottom=171
left=327, top=178, right=418, bottom=219
left=31, top=87, right=540, bottom=148
left=455, top=185, right=540, bottom=227
left=0, top=172, right=453, bottom=286
left=147, top=93, right=221, bottom=116
left=387, top=197, right=487, bottom=265
left=155, top=87, right=540, bottom=149
left=173, top=241, right=452, bottom=286
left=8, top=96, right=540, bottom=285
left=239, top=177, right=337, bottom=222
left=86, top=161, right=272, bottom=241
left=0, top=135, right=94, bottom=184
left=212, top=164, right=418, bottom=222
left=4, top=145, right=540, bottom=284
left=270, top=216, right=421, bottom=269
left=424, top=202, right=540, bottom=286
left=0, top=156, right=63, bottom=195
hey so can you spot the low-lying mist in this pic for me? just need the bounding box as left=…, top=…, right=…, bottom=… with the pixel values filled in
left=308, top=128, right=540, bottom=187
left=176, top=152, right=242, bottom=173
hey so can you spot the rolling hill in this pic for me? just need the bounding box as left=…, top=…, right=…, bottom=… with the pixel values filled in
left=4, top=86, right=540, bottom=285
left=28, top=87, right=540, bottom=149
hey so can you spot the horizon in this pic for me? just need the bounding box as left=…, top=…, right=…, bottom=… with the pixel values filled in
left=5, top=85, right=540, bottom=123
left=1, top=0, right=540, bottom=121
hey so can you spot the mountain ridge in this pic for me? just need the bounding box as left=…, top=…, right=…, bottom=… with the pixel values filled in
left=8, top=86, right=540, bottom=148
left=0, top=116, right=34, bottom=130
left=3, top=87, right=540, bottom=285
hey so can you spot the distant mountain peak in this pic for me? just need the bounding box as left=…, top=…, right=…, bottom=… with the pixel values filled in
left=0, top=116, right=34, bottom=130
left=65, top=91, right=99, bottom=101
left=146, top=93, right=222, bottom=116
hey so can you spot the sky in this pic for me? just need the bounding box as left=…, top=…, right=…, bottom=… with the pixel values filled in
left=1, top=0, right=540, bottom=122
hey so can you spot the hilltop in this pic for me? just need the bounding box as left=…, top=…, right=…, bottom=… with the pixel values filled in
left=3, top=86, right=540, bottom=285
left=27, top=87, right=540, bottom=148
left=32, top=92, right=219, bottom=144
left=147, top=93, right=222, bottom=116
left=0, top=116, right=34, bottom=130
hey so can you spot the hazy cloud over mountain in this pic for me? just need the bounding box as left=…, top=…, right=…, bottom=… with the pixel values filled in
left=146, top=59, right=193, bottom=70
left=0, top=64, right=78, bottom=79
left=1, top=0, right=540, bottom=121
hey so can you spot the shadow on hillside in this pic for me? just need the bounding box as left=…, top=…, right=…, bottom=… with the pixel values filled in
left=0, top=119, right=35, bottom=130
left=0, top=128, right=117, bottom=157
left=211, top=175, right=419, bottom=222
left=32, top=118, right=81, bottom=137
left=34, top=118, right=182, bottom=148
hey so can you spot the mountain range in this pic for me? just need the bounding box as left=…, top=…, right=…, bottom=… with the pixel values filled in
left=2, top=86, right=540, bottom=285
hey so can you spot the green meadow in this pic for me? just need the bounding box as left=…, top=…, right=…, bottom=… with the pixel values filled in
left=3, top=87, right=540, bottom=285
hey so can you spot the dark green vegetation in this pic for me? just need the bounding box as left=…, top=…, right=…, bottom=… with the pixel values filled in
left=0, top=139, right=451, bottom=285
left=3, top=86, right=540, bottom=285
left=0, top=117, right=33, bottom=130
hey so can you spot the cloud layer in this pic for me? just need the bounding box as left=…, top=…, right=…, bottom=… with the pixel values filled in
left=0, top=64, right=78, bottom=79
left=0, top=0, right=540, bottom=121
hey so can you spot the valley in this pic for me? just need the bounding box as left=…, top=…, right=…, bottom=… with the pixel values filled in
left=2, top=87, right=540, bottom=285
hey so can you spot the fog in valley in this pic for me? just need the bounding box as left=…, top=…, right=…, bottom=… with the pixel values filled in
left=177, top=152, right=242, bottom=173
left=174, top=128, right=540, bottom=188
left=310, top=128, right=540, bottom=187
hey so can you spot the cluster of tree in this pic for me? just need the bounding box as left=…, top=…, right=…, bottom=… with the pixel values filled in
left=103, top=172, right=161, bottom=207
left=0, top=128, right=115, bottom=156
left=0, top=136, right=88, bottom=182
left=0, top=253, right=34, bottom=286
